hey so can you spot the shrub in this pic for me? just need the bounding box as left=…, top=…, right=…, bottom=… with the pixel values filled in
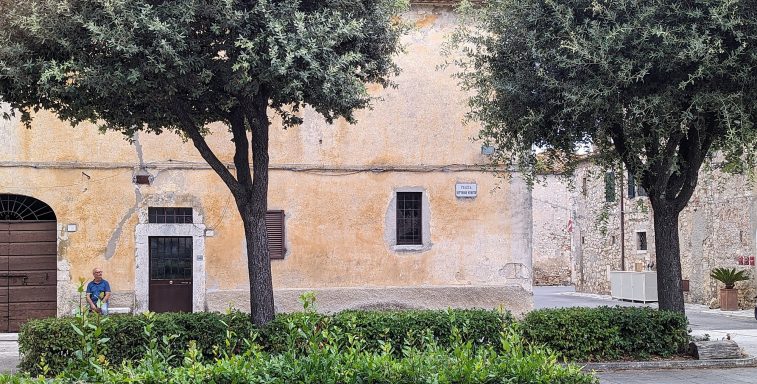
left=6, top=320, right=596, bottom=384
left=18, top=311, right=255, bottom=375
left=260, top=308, right=512, bottom=354
left=521, top=306, right=689, bottom=361
left=19, top=308, right=509, bottom=375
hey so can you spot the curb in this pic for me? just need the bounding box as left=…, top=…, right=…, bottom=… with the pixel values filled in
left=578, top=356, right=757, bottom=372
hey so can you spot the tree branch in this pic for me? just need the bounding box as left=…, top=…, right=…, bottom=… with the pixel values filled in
left=173, top=101, right=242, bottom=195
left=230, top=106, right=253, bottom=189
left=650, top=128, right=685, bottom=199
left=671, top=117, right=717, bottom=211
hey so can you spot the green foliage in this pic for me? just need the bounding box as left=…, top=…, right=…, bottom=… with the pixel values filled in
left=18, top=311, right=255, bottom=376
left=19, top=309, right=509, bottom=376
left=9, top=309, right=594, bottom=384
left=260, top=308, right=512, bottom=355
left=0, top=0, right=408, bottom=130
left=711, top=267, right=750, bottom=289
left=521, top=306, right=689, bottom=361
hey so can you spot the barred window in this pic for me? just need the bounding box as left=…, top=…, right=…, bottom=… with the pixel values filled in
left=396, top=192, right=422, bottom=245
left=637, top=232, right=648, bottom=251
left=148, top=207, right=193, bottom=224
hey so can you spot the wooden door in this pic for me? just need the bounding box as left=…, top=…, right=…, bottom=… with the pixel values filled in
left=0, top=221, right=57, bottom=332
left=149, top=237, right=192, bottom=313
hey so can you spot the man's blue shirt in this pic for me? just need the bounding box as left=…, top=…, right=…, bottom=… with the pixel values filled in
left=87, top=279, right=111, bottom=304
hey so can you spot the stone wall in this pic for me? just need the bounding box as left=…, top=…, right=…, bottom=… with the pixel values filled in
left=532, top=175, right=573, bottom=285
left=567, top=161, right=757, bottom=308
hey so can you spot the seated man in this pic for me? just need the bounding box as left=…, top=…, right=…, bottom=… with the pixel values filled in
left=86, top=267, right=111, bottom=315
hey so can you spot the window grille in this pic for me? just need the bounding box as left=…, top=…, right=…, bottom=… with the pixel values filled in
left=0, top=194, right=56, bottom=221
left=148, top=207, right=193, bottom=224
left=637, top=232, right=648, bottom=251
left=149, top=237, right=193, bottom=280
left=396, top=192, right=422, bottom=245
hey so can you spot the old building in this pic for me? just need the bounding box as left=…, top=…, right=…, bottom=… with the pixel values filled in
left=533, top=160, right=756, bottom=308
left=0, top=4, right=533, bottom=332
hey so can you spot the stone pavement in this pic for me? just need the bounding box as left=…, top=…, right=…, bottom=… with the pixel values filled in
left=0, top=333, right=18, bottom=374
left=597, top=367, right=757, bottom=383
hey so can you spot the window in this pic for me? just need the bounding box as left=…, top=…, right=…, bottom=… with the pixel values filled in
left=604, top=172, right=616, bottom=202
left=149, top=237, right=193, bottom=280
left=148, top=207, right=193, bottom=224
left=627, top=172, right=647, bottom=198
left=396, top=192, right=422, bottom=245
left=0, top=194, right=56, bottom=220
left=581, top=176, right=588, bottom=197
left=637, top=232, right=648, bottom=251
left=266, top=210, right=286, bottom=259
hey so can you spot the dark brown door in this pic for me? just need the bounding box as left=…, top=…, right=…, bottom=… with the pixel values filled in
left=0, top=221, right=57, bottom=332
left=149, top=237, right=192, bottom=313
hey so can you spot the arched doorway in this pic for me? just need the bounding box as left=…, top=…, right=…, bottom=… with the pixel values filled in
left=0, top=194, right=57, bottom=332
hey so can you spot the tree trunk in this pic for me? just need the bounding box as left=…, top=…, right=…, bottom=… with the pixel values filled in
left=651, top=202, right=685, bottom=314
left=239, top=95, right=275, bottom=326
left=239, top=200, right=275, bottom=326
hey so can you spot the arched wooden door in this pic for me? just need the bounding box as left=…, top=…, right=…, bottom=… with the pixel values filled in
left=0, top=194, right=57, bottom=332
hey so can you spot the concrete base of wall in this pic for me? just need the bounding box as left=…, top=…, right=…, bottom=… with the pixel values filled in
left=207, top=285, right=533, bottom=317
left=58, top=285, right=533, bottom=317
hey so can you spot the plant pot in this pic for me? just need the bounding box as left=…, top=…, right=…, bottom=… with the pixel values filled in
left=719, top=288, right=740, bottom=311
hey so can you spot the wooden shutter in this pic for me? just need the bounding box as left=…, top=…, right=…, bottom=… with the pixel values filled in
left=604, top=172, right=616, bottom=202
left=627, top=171, right=636, bottom=199
left=266, top=210, right=286, bottom=260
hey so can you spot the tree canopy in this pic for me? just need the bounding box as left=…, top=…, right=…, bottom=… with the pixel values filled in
left=0, top=0, right=407, bottom=324
left=453, top=0, right=757, bottom=312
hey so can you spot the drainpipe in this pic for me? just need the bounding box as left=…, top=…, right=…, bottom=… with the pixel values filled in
left=620, top=165, right=626, bottom=271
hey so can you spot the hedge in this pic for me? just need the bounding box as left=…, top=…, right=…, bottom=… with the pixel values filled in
left=521, top=306, right=689, bottom=361
left=19, top=309, right=511, bottom=375
left=9, top=325, right=596, bottom=384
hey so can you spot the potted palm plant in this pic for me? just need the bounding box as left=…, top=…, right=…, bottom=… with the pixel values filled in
left=711, top=267, right=750, bottom=311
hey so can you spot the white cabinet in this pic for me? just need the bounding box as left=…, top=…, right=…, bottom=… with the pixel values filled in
left=609, top=271, right=658, bottom=302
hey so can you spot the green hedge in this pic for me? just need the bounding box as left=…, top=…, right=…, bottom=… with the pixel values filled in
left=261, top=309, right=510, bottom=354
left=8, top=327, right=595, bottom=384
left=521, top=306, right=689, bottom=361
left=19, top=309, right=511, bottom=375
left=18, top=311, right=255, bottom=375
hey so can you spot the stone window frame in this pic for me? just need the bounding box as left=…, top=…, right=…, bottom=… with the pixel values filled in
left=135, top=208, right=206, bottom=313
left=385, top=187, right=431, bottom=252
left=635, top=230, right=648, bottom=253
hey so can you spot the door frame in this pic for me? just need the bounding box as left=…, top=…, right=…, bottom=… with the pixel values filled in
left=135, top=217, right=205, bottom=313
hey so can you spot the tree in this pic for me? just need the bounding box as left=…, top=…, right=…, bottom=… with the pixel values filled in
left=453, top=0, right=757, bottom=312
left=0, top=0, right=406, bottom=325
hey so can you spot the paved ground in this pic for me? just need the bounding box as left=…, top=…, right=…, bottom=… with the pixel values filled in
left=534, top=285, right=757, bottom=383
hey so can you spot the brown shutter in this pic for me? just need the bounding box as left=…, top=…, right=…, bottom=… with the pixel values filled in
left=266, top=210, right=286, bottom=260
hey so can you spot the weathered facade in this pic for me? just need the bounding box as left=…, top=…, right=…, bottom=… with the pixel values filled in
left=534, top=160, right=757, bottom=308
left=0, top=5, right=533, bottom=330
left=532, top=175, right=574, bottom=286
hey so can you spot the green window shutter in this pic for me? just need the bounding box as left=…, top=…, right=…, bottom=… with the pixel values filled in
left=627, top=171, right=636, bottom=199
left=605, top=172, right=616, bottom=202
